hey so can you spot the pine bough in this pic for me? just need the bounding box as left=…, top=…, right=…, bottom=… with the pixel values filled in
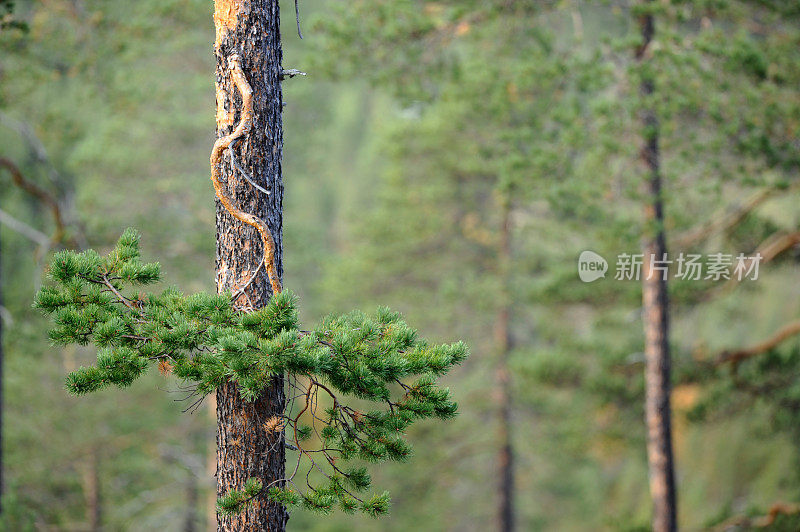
left=34, top=228, right=467, bottom=517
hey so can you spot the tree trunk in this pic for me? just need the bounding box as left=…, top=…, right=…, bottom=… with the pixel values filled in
left=213, top=1, right=287, bottom=531
left=637, top=4, right=677, bottom=532
left=185, top=470, right=199, bottom=532
left=0, top=227, right=3, bottom=515
left=495, top=199, right=514, bottom=532
left=82, top=448, right=102, bottom=531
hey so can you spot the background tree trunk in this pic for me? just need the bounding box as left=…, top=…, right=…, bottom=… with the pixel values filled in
left=496, top=199, right=514, bottom=532
left=637, top=3, right=678, bottom=531
left=184, top=471, right=199, bottom=532
left=0, top=227, right=3, bottom=515
left=82, top=448, right=102, bottom=531
left=213, top=1, right=287, bottom=530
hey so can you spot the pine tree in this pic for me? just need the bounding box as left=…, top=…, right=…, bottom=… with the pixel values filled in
left=32, top=2, right=467, bottom=530
left=309, top=4, right=596, bottom=528
left=635, top=2, right=677, bottom=530
left=211, top=1, right=288, bottom=529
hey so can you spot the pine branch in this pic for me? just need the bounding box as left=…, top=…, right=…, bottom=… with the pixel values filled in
left=35, top=229, right=467, bottom=518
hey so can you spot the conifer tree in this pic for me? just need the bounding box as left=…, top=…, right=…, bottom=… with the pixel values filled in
left=32, top=1, right=466, bottom=530
left=309, top=4, right=596, bottom=528
left=211, top=1, right=288, bottom=528
left=635, top=2, right=677, bottom=530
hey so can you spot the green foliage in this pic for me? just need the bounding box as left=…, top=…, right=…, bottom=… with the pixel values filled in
left=309, top=0, right=800, bottom=528
left=217, top=478, right=264, bottom=515
left=0, top=0, right=27, bottom=31
left=5, top=0, right=800, bottom=528
left=35, top=229, right=467, bottom=517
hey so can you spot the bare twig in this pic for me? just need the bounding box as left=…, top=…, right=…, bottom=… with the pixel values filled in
left=294, top=0, right=302, bottom=39
left=703, top=229, right=800, bottom=301
left=0, top=112, right=62, bottom=187
left=0, top=156, right=71, bottom=244
left=0, top=208, right=51, bottom=248
left=228, top=138, right=270, bottom=195
left=280, top=68, right=307, bottom=80
left=717, top=319, right=800, bottom=366
left=752, top=230, right=800, bottom=263
left=711, top=502, right=800, bottom=531
left=674, top=183, right=799, bottom=248
left=101, top=275, right=141, bottom=313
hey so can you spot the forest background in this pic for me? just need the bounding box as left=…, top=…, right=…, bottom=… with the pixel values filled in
left=1, top=0, right=800, bottom=530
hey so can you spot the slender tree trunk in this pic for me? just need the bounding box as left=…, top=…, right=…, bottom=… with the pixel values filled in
left=206, top=398, right=217, bottom=532
left=495, top=199, right=514, bottom=532
left=82, top=448, right=102, bottom=531
left=185, top=471, right=199, bottom=532
left=0, top=227, right=3, bottom=515
left=213, top=1, right=287, bottom=530
left=637, top=4, right=677, bottom=532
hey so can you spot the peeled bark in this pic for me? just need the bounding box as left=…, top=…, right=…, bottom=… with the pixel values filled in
left=213, top=1, right=287, bottom=530
left=637, top=4, right=677, bottom=531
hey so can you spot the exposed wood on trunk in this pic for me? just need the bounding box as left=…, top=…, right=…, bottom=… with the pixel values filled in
left=637, top=3, right=677, bottom=531
left=495, top=199, right=514, bottom=532
left=213, top=1, right=287, bottom=530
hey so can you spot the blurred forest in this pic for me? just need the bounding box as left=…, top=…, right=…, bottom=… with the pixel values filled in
left=2, top=0, right=800, bottom=530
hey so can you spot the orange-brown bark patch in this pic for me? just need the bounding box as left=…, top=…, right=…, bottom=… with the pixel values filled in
left=214, top=0, right=246, bottom=49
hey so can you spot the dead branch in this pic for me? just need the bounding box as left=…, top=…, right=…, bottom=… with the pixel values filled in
left=711, top=502, right=800, bottom=531
left=674, top=184, right=798, bottom=249
left=753, top=230, right=800, bottom=263
left=0, top=156, right=69, bottom=244
left=0, top=208, right=50, bottom=248
left=717, top=319, right=800, bottom=366
left=704, top=229, right=800, bottom=301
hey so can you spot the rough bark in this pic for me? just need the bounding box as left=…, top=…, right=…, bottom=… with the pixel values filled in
left=213, top=1, right=287, bottom=530
left=495, top=200, right=514, bottom=532
left=637, top=4, right=677, bottom=532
